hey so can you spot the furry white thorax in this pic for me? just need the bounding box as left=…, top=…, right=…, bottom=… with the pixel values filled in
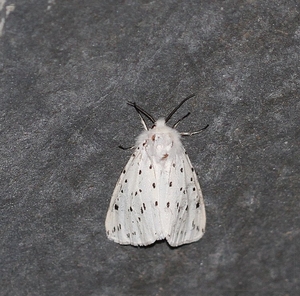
left=136, top=118, right=183, bottom=163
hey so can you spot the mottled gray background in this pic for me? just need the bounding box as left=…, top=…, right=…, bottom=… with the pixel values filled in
left=1, top=0, right=299, bottom=295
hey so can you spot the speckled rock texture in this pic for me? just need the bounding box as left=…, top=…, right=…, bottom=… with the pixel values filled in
left=1, top=0, right=299, bottom=295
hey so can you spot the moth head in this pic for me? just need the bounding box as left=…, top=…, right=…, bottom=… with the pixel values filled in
left=151, top=118, right=166, bottom=129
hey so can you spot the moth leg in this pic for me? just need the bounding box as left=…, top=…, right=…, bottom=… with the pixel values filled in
left=180, top=124, right=209, bottom=136
left=127, top=101, right=155, bottom=130
left=118, top=145, right=135, bottom=150
left=172, top=112, right=191, bottom=128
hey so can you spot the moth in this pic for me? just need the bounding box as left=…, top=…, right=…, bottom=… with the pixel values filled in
left=105, top=94, right=208, bottom=247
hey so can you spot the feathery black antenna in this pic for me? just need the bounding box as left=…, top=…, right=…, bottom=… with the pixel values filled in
left=165, top=94, right=195, bottom=123
left=127, top=101, right=155, bottom=123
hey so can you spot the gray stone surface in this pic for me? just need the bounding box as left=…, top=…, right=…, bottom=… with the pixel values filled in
left=1, top=0, right=299, bottom=295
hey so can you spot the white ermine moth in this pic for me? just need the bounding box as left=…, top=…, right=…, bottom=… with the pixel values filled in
left=105, top=94, right=208, bottom=247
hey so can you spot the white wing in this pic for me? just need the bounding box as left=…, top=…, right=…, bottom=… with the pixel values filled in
left=165, top=147, right=206, bottom=247
left=105, top=145, right=164, bottom=246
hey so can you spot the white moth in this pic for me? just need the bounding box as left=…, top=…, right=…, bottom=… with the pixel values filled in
left=105, top=94, right=208, bottom=247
